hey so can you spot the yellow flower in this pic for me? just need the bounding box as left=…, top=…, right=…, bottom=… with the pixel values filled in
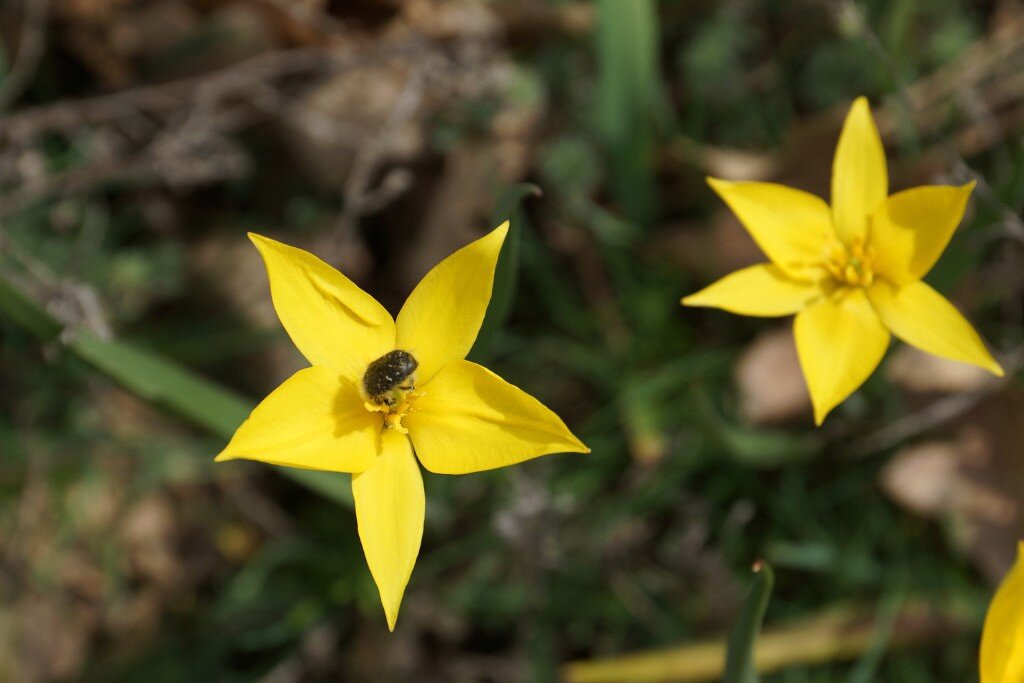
left=981, top=542, right=1024, bottom=683
left=216, top=222, right=588, bottom=630
left=682, top=97, right=1003, bottom=424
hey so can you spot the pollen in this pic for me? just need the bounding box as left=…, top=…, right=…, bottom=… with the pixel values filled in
left=822, top=237, right=876, bottom=288
left=365, top=391, right=422, bottom=434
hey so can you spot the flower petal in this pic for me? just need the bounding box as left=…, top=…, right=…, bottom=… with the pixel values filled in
left=981, top=542, right=1024, bottom=683
left=250, top=233, right=396, bottom=382
left=215, top=366, right=379, bottom=473
left=869, top=183, right=975, bottom=284
left=868, top=279, right=1003, bottom=376
left=707, top=178, right=835, bottom=274
left=405, top=359, right=589, bottom=475
left=352, top=430, right=424, bottom=631
left=682, top=264, right=822, bottom=317
left=395, top=223, right=508, bottom=386
left=794, top=288, right=890, bottom=425
left=831, top=97, right=888, bottom=243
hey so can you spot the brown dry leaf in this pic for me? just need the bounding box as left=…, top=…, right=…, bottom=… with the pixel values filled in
left=400, top=143, right=499, bottom=287
left=734, top=326, right=811, bottom=425
left=91, top=383, right=188, bottom=441
left=400, top=0, right=501, bottom=41
left=881, top=390, right=1024, bottom=583
left=191, top=233, right=280, bottom=329
left=17, top=596, right=92, bottom=683
left=649, top=213, right=765, bottom=282
left=493, top=0, right=594, bottom=44
left=886, top=345, right=996, bottom=394
left=951, top=392, right=1024, bottom=582
left=120, top=494, right=182, bottom=590
left=880, top=440, right=961, bottom=518
left=282, top=64, right=425, bottom=190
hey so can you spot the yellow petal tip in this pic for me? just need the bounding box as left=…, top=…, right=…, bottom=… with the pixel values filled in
left=810, top=397, right=834, bottom=426
left=849, top=96, right=872, bottom=116
left=247, top=232, right=278, bottom=255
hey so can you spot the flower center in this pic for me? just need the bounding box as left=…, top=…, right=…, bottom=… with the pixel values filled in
left=822, top=237, right=876, bottom=287
left=362, top=349, right=419, bottom=432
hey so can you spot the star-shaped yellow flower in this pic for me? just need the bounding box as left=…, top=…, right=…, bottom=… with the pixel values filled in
left=981, top=542, right=1024, bottom=683
left=683, top=97, right=1004, bottom=424
left=216, top=222, right=588, bottom=629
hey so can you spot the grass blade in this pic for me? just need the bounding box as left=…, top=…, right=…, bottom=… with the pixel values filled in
left=596, top=0, right=662, bottom=229
left=724, top=562, right=775, bottom=683
left=0, top=273, right=352, bottom=507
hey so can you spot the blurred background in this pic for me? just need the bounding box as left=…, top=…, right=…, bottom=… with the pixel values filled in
left=1, top=0, right=1023, bottom=681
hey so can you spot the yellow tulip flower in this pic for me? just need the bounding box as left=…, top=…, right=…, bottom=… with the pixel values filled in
left=981, top=542, right=1024, bottom=683
left=216, top=222, right=589, bottom=629
left=683, top=97, right=1003, bottom=424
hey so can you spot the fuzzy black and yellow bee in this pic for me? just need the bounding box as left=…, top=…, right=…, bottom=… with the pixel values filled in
left=363, top=349, right=418, bottom=407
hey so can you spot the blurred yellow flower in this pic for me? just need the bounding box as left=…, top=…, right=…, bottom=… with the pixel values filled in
left=981, top=542, right=1024, bottom=683
left=683, top=97, right=1003, bottom=424
left=216, top=222, right=588, bottom=630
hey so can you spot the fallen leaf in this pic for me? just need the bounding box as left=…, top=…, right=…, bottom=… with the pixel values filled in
left=735, top=326, right=811, bottom=425
left=886, top=345, right=996, bottom=394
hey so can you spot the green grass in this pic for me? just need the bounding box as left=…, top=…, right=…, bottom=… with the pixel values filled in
left=0, top=1, right=1018, bottom=681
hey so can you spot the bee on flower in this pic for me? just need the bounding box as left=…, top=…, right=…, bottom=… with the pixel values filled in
left=216, top=222, right=589, bottom=630
left=683, top=97, right=1004, bottom=424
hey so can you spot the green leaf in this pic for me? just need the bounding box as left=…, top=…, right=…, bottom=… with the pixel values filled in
left=71, top=334, right=252, bottom=437
left=846, top=590, right=906, bottom=683
left=596, top=0, right=663, bottom=229
left=469, top=183, right=541, bottom=361
left=694, top=388, right=823, bottom=467
left=0, top=277, right=62, bottom=340
left=0, top=272, right=352, bottom=507
left=723, top=562, right=775, bottom=683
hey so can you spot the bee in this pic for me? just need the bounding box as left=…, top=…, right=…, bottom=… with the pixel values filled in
left=363, top=350, right=418, bottom=407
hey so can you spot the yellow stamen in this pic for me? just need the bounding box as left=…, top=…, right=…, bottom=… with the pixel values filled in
left=821, top=237, right=875, bottom=288
left=364, top=390, right=422, bottom=435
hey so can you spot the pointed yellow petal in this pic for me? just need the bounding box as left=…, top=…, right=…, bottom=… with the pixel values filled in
left=395, top=223, right=508, bottom=386
left=352, top=430, right=424, bottom=631
left=707, top=178, right=835, bottom=275
left=682, top=264, right=822, bottom=317
left=868, top=279, right=1003, bottom=376
left=981, top=542, right=1024, bottom=683
left=869, top=182, right=975, bottom=284
left=250, top=233, right=396, bottom=382
left=794, top=288, right=890, bottom=424
left=831, top=97, right=888, bottom=243
left=216, top=367, right=380, bottom=473
left=405, top=359, right=589, bottom=474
